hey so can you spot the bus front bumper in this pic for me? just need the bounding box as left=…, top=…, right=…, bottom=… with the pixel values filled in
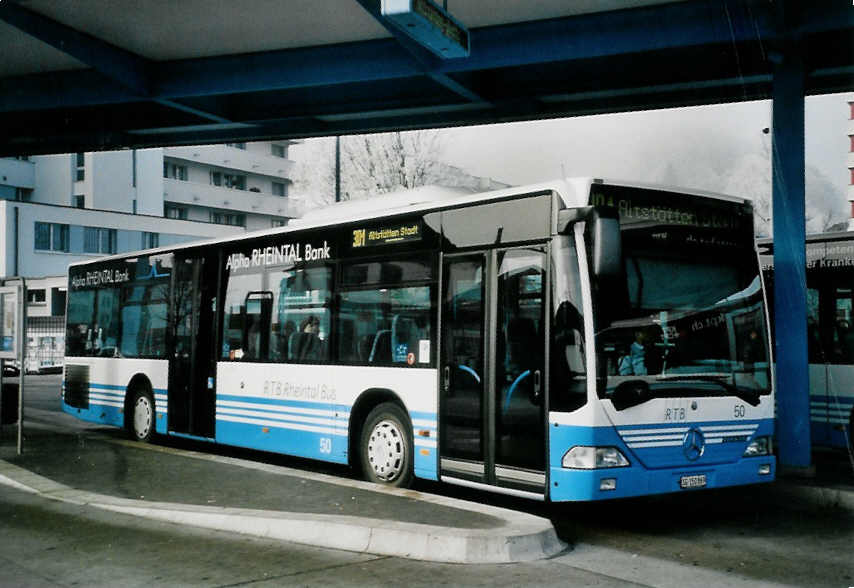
left=549, top=457, right=776, bottom=501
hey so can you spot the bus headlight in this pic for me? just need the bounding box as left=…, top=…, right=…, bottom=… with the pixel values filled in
left=743, top=436, right=772, bottom=457
left=562, top=446, right=630, bottom=469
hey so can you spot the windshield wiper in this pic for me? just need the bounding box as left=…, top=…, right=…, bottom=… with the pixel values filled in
left=656, top=374, right=761, bottom=406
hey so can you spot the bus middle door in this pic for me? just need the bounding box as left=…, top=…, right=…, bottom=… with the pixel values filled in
left=440, top=247, right=547, bottom=497
left=168, top=253, right=218, bottom=438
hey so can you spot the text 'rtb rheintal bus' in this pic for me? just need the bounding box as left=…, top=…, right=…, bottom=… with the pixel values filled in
left=62, top=178, right=775, bottom=501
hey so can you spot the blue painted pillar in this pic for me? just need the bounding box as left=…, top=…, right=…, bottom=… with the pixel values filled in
left=771, top=47, right=811, bottom=470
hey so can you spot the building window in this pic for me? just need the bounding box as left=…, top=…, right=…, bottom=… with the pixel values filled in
left=850, top=135, right=854, bottom=153
left=271, top=144, right=287, bottom=158
left=75, top=153, right=85, bottom=182
left=51, top=288, right=66, bottom=317
left=84, top=227, right=117, bottom=254
left=271, top=219, right=287, bottom=228
left=34, top=222, right=69, bottom=252
left=27, top=289, right=46, bottom=304
left=210, top=211, right=246, bottom=227
left=223, top=173, right=246, bottom=190
left=75, top=195, right=85, bottom=208
left=141, top=232, right=159, bottom=249
left=272, top=181, right=286, bottom=197
left=164, top=205, right=188, bottom=220
left=163, top=162, right=188, bottom=180
left=226, top=143, right=246, bottom=150
left=211, top=171, right=246, bottom=189
left=15, top=188, right=32, bottom=201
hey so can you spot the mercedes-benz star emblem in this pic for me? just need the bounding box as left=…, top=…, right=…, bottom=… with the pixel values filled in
left=682, top=427, right=705, bottom=461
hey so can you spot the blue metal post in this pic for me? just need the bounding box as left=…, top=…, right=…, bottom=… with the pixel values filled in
left=771, top=48, right=811, bottom=470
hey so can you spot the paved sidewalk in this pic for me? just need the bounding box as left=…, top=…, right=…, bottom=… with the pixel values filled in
left=0, top=426, right=564, bottom=564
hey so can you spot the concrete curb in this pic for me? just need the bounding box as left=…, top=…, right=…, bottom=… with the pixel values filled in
left=0, top=459, right=565, bottom=564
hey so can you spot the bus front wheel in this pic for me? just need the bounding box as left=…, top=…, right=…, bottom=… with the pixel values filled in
left=360, top=403, right=413, bottom=488
left=129, top=388, right=155, bottom=443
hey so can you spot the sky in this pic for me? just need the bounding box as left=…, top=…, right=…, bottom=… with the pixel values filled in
left=293, top=91, right=853, bottom=219
left=439, top=93, right=852, bottom=193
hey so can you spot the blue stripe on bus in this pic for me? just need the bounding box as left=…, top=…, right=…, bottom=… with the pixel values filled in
left=614, top=419, right=766, bottom=431
left=61, top=401, right=125, bottom=429
left=64, top=381, right=168, bottom=395
left=217, top=393, right=340, bottom=410
left=215, top=418, right=348, bottom=465
left=214, top=395, right=438, bottom=480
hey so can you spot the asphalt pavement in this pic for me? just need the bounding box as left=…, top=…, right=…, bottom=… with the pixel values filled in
left=0, top=383, right=852, bottom=565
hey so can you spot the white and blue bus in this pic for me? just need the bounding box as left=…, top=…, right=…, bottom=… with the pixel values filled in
left=759, top=233, right=854, bottom=451
left=62, top=179, right=775, bottom=501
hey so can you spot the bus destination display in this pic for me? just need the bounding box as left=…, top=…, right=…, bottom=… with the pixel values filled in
left=352, top=221, right=422, bottom=248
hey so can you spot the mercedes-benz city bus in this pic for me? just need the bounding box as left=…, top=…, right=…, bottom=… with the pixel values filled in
left=759, top=233, right=854, bottom=450
left=62, top=179, right=775, bottom=501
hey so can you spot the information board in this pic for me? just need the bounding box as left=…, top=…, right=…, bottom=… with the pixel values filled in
left=0, top=286, right=19, bottom=359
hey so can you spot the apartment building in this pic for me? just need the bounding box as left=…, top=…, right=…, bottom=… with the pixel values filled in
left=0, top=141, right=301, bottom=370
left=849, top=100, right=854, bottom=229
left=28, top=141, right=300, bottom=230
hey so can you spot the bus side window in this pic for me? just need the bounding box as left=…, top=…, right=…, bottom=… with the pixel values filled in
left=550, top=235, right=587, bottom=413
left=66, top=288, right=95, bottom=356
left=833, top=287, right=854, bottom=363
left=244, top=292, right=273, bottom=361
left=806, top=286, right=823, bottom=363
left=222, top=269, right=264, bottom=361
left=273, top=265, right=332, bottom=363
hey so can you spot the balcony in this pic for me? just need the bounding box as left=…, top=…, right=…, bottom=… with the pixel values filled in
left=164, top=145, right=296, bottom=178
left=0, top=157, right=35, bottom=189
left=163, top=179, right=302, bottom=218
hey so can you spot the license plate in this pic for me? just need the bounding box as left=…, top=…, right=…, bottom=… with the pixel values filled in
left=679, top=474, right=707, bottom=489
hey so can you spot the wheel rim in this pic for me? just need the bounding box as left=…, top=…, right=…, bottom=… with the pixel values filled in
left=133, top=396, right=153, bottom=440
left=367, top=419, right=405, bottom=482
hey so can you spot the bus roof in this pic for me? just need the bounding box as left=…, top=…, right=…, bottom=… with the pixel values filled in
left=67, top=177, right=751, bottom=269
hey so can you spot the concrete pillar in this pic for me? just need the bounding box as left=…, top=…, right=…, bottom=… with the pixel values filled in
left=771, top=45, right=811, bottom=470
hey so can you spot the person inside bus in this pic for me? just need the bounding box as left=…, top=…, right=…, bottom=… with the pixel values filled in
left=618, top=329, right=647, bottom=376
left=290, top=315, right=321, bottom=360
left=741, top=328, right=764, bottom=365
left=278, top=319, right=296, bottom=360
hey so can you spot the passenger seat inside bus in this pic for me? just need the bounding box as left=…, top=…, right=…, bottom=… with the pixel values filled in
left=289, top=331, right=320, bottom=360
left=369, top=330, right=391, bottom=363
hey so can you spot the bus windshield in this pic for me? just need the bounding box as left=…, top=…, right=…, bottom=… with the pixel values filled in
left=591, top=185, right=770, bottom=404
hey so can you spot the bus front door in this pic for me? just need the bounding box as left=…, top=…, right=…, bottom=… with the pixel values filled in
left=168, top=253, right=218, bottom=438
left=440, top=248, right=547, bottom=497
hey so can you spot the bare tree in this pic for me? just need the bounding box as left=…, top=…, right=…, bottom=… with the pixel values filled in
left=722, top=151, right=847, bottom=237
left=293, top=130, right=444, bottom=209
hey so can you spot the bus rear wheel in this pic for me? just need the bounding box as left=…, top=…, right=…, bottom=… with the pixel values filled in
left=360, top=403, right=413, bottom=488
left=129, top=388, right=155, bottom=443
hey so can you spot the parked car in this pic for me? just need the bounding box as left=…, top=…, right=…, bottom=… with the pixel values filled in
left=2, top=363, right=20, bottom=377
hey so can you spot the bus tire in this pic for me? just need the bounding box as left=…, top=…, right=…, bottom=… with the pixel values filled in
left=129, top=387, right=155, bottom=443
left=360, top=402, right=413, bottom=488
